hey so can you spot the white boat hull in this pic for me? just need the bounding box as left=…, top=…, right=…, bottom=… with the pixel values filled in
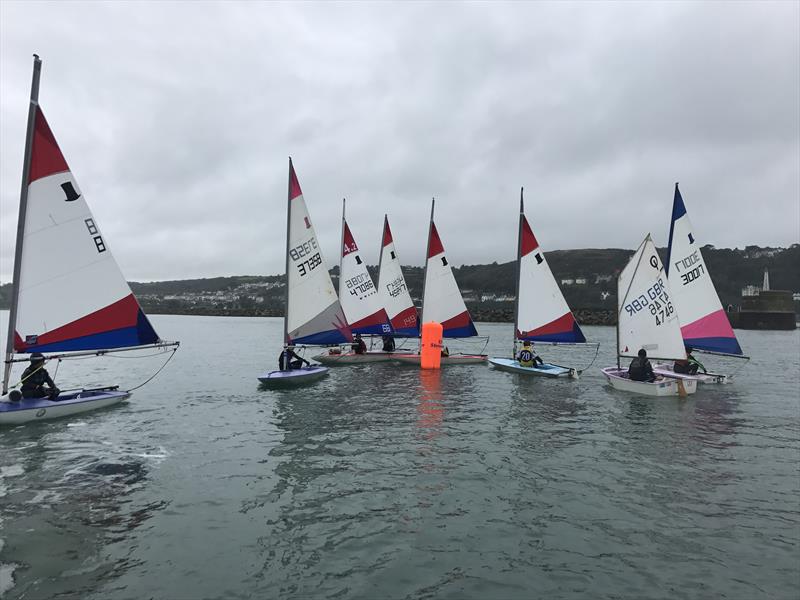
left=602, top=367, right=697, bottom=396
left=258, top=366, right=329, bottom=386
left=393, top=353, right=487, bottom=365
left=489, top=357, right=576, bottom=378
left=312, top=351, right=395, bottom=366
left=0, top=389, right=130, bottom=425
left=652, top=363, right=729, bottom=384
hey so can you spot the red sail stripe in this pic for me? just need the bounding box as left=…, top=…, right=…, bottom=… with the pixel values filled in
left=342, top=221, right=358, bottom=256
left=520, top=215, right=539, bottom=257
left=441, top=310, right=473, bottom=331
left=289, top=161, right=303, bottom=200
left=382, top=219, right=393, bottom=247
left=28, top=108, right=70, bottom=184
left=427, top=222, right=445, bottom=258
left=349, top=309, right=391, bottom=331
left=517, top=312, right=575, bottom=338
left=14, top=294, right=142, bottom=351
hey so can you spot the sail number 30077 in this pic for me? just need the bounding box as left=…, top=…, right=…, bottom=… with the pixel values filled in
left=624, top=277, right=674, bottom=326
left=290, top=239, right=321, bottom=277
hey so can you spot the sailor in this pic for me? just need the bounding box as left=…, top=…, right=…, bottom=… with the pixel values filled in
left=352, top=334, right=367, bottom=355
left=279, top=345, right=309, bottom=370
left=674, top=346, right=706, bottom=375
left=518, top=341, right=544, bottom=367
left=628, top=348, right=656, bottom=382
left=382, top=334, right=395, bottom=352
left=441, top=346, right=450, bottom=357
left=20, top=353, right=60, bottom=400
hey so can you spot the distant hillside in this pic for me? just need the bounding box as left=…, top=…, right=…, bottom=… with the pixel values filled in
left=1, top=245, right=798, bottom=322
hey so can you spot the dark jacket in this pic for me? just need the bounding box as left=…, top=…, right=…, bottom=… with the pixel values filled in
left=278, top=349, right=306, bottom=370
left=20, top=364, right=56, bottom=396
left=628, top=356, right=654, bottom=381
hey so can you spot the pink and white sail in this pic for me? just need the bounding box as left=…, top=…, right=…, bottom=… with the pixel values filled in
left=285, top=161, right=350, bottom=345
left=338, top=202, right=391, bottom=335
left=377, top=216, right=418, bottom=336
left=618, top=235, right=686, bottom=360
left=421, top=201, right=478, bottom=338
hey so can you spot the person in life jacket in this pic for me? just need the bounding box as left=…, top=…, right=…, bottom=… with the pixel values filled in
left=278, top=346, right=310, bottom=371
left=517, top=341, right=544, bottom=367
left=673, top=346, right=706, bottom=375
left=20, top=353, right=60, bottom=400
left=628, top=348, right=656, bottom=382
left=352, top=334, right=367, bottom=355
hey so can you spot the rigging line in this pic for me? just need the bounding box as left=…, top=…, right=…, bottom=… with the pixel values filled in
left=125, top=346, right=179, bottom=393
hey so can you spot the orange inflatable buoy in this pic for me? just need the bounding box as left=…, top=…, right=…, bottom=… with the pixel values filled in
left=420, top=321, right=443, bottom=369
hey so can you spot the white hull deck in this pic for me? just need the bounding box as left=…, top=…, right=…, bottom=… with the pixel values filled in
left=602, top=367, right=697, bottom=397
left=0, top=389, right=130, bottom=425
left=652, top=363, right=729, bottom=384
left=488, top=358, right=576, bottom=378
left=258, top=366, right=329, bottom=386
left=312, top=351, right=395, bottom=366
left=393, top=353, right=487, bottom=365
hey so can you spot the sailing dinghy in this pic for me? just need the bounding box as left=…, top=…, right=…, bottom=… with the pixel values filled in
left=258, top=159, right=350, bottom=386
left=1, top=56, right=179, bottom=425
left=393, top=200, right=487, bottom=366
left=313, top=200, right=393, bottom=366
left=652, top=184, right=747, bottom=383
left=601, top=235, right=697, bottom=396
left=377, top=215, right=419, bottom=337
left=489, top=189, right=594, bottom=378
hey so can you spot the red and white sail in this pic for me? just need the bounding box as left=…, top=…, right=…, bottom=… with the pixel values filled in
left=11, top=108, right=159, bottom=354
left=285, top=161, right=351, bottom=345
left=338, top=202, right=391, bottom=335
left=516, top=196, right=586, bottom=344
left=618, top=235, right=686, bottom=360
left=421, top=201, right=478, bottom=338
left=376, top=216, right=418, bottom=336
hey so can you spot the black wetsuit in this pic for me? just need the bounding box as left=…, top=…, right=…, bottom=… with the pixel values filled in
left=628, top=357, right=655, bottom=382
left=20, top=365, right=59, bottom=399
left=382, top=336, right=395, bottom=352
left=279, top=349, right=307, bottom=370
left=352, top=339, right=367, bottom=354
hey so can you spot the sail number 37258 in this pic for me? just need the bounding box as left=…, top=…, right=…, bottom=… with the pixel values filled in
left=290, top=239, right=321, bottom=277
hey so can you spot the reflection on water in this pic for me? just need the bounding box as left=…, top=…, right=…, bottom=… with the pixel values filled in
left=416, top=370, right=444, bottom=441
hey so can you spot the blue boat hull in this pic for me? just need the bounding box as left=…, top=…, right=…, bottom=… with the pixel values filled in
left=488, top=357, right=575, bottom=378
left=0, top=389, right=130, bottom=425
left=257, top=366, right=329, bottom=386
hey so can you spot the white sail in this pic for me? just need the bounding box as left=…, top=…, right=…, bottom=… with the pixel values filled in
left=421, top=202, right=477, bottom=338
left=376, top=216, right=418, bottom=336
left=618, top=235, right=686, bottom=360
left=285, top=161, right=350, bottom=345
left=338, top=204, right=391, bottom=335
left=11, top=108, right=160, bottom=355
left=666, top=184, right=742, bottom=355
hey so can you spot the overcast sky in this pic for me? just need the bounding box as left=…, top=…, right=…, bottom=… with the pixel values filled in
left=1, top=1, right=798, bottom=282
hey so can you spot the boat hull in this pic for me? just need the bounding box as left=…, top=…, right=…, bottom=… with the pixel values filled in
left=312, top=351, right=395, bottom=366
left=489, top=357, right=575, bottom=378
left=393, top=354, right=487, bottom=365
left=258, top=366, right=329, bottom=386
left=602, top=367, right=697, bottom=396
left=652, top=363, right=729, bottom=384
left=0, top=389, right=130, bottom=425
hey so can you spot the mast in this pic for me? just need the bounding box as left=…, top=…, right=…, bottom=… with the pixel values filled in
left=3, top=54, right=42, bottom=395
left=339, top=198, right=346, bottom=298
left=376, top=214, right=387, bottom=297
left=513, top=187, right=524, bottom=358
left=283, top=157, right=292, bottom=346
left=420, top=198, right=435, bottom=326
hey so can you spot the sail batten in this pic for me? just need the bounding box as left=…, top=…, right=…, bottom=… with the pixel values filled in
left=665, top=184, right=743, bottom=356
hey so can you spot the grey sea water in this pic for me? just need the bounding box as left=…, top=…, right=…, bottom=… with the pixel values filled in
left=0, top=313, right=798, bottom=600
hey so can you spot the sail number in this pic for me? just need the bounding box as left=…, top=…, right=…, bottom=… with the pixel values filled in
left=624, top=277, right=674, bottom=326
left=290, top=239, right=321, bottom=277
left=385, top=276, right=407, bottom=298
left=673, top=251, right=705, bottom=286
left=346, top=272, right=375, bottom=297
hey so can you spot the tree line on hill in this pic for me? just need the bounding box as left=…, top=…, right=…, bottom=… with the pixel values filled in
left=0, top=245, right=797, bottom=323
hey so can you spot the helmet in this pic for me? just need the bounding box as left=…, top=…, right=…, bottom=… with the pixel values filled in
left=523, top=341, right=531, bottom=346
left=30, top=352, right=45, bottom=364
left=638, top=348, right=647, bottom=358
